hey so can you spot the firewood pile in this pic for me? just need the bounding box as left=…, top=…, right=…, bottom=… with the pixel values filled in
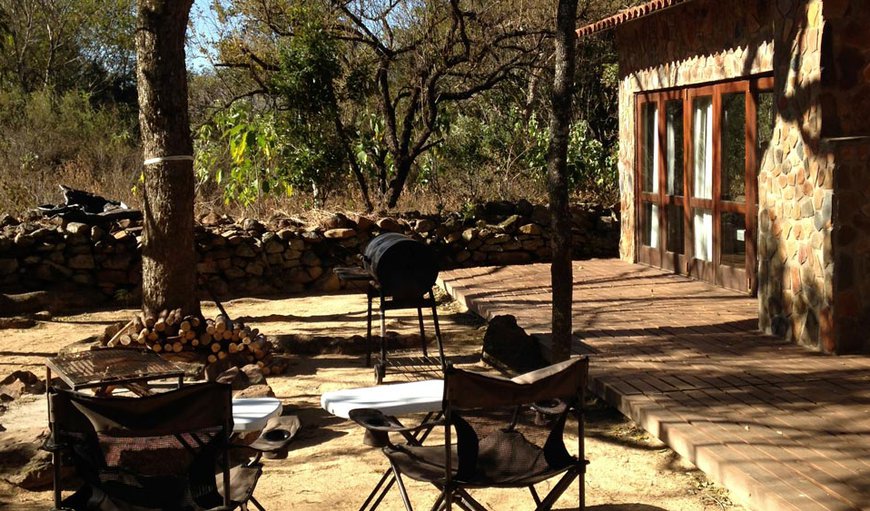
left=104, top=309, right=289, bottom=376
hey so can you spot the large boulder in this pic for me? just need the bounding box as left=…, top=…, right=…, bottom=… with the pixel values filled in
left=481, top=315, right=546, bottom=373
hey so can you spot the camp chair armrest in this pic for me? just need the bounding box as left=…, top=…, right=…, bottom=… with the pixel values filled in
left=245, top=415, right=302, bottom=453
left=531, top=398, right=568, bottom=416
left=349, top=408, right=444, bottom=433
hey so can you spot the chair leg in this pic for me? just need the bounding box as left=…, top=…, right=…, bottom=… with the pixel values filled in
left=389, top=462, right=415, bottom=511
left=528, top=485, right=542, bottom=506
left=535, top=468, right=579, bottom=511
left=453, top=488, right=487, bottom=511
left=359, top=469, right=397, bottom=511
left=249, top=495, right=266, bottom=511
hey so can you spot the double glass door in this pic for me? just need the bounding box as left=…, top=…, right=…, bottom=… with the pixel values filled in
left=636, top=78, right=774, bottom=293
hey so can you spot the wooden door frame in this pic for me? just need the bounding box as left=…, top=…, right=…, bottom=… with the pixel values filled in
left=634, top=75, right=774, bottom=294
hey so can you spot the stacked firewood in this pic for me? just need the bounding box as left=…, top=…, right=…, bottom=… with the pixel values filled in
left=105, top=309, right=288, bottom=375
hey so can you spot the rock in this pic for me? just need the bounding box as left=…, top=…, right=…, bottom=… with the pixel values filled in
left=518, top=223, right=543, bottom=235
left=0, top=214, right=18, bottom=227
left=462, top=228, right=477, bottom=242
left=481, top=315, right=546, bottom=373
left=0, top=371, right=45, bottom=400
left=234, top=244, right=256, bottom=258
left=414, top=219, right=437, bottom=233
left=242, top=218, right=265, bottom=232
left=349, top=214, right=374, bottom=231
left=65, top=222, right=89, bottom=235
left=233, top=383, right=275, bottom=399
left=200, top=210, right=222, bottom=226
left=264, top=240, right=284, bottom=254
left=531, top=205, right=550, bottom=225
left=241, top=364, right=266, bottom=385
left=0, top=258, right=18, bottom=275
left=322, top=212, right=353, bottom=230
left=13, top=233, right=34, bottom=247
left=376, top=217, right=402, bottom=232
left=517, top=199, right=534, bottom=217
left=0, top=317, right=37, bottom=329
left=323, top=228, right=356, bottom=239
left=2, top=429, right=56, bottom=490
left=67, top=254, right=95, bottom=269
left=245, top=261, right=265, bottom=276
left=90, top=225, right=106, bottom=240
left=497, top=215, right=521, bottom=233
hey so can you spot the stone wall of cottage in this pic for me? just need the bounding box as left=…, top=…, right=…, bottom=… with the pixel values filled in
left=611, top=0, right=860, bottom=352
left=822, top=1, right=870, bottom=353
left=0, top=202, right=618, bottom=303
left=758, top=0, right=832, bottom=351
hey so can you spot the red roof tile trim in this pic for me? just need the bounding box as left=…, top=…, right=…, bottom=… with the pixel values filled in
left=576, top=0, right=694, bottom=37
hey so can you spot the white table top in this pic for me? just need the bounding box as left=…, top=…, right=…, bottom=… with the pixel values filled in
left=232, top=397, right=282, bottom=432
left=321, top=379, right=444, bottom=419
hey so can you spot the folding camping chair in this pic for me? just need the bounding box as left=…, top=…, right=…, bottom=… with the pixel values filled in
left=45, top=382, right=283, bottom=511
left=350, top=356, right=589, bottom=511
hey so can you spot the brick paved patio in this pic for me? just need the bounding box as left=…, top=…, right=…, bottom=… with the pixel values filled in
left=439, top=259, right=870, bottom=511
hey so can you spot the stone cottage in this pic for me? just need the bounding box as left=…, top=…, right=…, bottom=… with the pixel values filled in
left=577, top=0, right=869, bottom=353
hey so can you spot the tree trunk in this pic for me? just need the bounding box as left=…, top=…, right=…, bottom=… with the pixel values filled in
left=135, top=0, right=199, bottom=318
left=386, top=158, right=412, bottom=209
left=546, top=0, right=578, bottom=363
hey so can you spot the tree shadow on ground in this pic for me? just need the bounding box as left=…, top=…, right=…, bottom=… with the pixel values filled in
left=558, top=505, right=669, bottom=511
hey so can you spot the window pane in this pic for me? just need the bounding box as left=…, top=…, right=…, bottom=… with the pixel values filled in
left=642, top=202, right=659, bottom=248
left=641, top=102, right=659, bottom=193
left=693, top=208, right=713, bottom=262
left=666, top=100, right=683, bottom=196
left=692, top=97, right=713, bottom=199
left=721, top=212, right=746, bottom=267
left=721, top=93, right=746, bottom=202
left=666, top=204, right=684, bottom=254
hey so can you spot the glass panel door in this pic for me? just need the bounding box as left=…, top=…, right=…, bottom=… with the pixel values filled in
left=692, top=96, right=713, bottom=200
left=635, top=77, right=771, bottom=293
left=638, top=99, right=662, bottom=266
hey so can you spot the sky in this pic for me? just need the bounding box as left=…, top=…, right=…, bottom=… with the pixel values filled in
left=187, top=0, right=221, bottom=72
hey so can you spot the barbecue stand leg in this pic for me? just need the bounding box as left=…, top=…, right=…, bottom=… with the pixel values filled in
left=429, top=290, right=446, bottom=369
left=417, top=307, right=428, bottom=357
left=366, top=291, right=374, bottom=367
left=378, top=291, right=387, bottom=384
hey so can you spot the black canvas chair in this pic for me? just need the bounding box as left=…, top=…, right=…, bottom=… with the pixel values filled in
left=45, top=382, right=285, bottom=511
left=350, top=356, right=589, bottom=511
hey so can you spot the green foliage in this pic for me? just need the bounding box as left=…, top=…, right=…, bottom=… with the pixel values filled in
left=195, top=105, right=290, bottom=207
left=425, top=107, right=618, bottom=206
left=194, top=100, right=346, bottom=208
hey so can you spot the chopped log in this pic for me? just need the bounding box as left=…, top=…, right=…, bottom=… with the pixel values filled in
left=106, top=320, right=135, bottom=347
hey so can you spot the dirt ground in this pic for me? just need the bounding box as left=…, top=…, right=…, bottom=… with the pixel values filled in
left=0, top=291, right=745, bottom=511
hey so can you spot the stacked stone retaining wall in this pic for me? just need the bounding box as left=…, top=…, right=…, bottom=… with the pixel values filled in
left=0, top=201, right=618, bottom=302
